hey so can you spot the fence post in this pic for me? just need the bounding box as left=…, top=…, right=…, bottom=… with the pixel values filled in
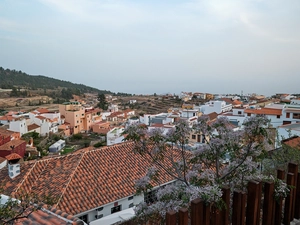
left=178, top=208, right=188, bottom=225
left=284, top=172, right=295, bottom=225
left=203, top=203, right=210, bottom=225
left=262, top=181, right=274, bottom=225
left=240, top=192, right=247, bottom=225
left=221, top=187, right=230, bottom=225
left=246, top=180, right=261, bottom=225
left=274, top=169, right=285, bottom=225
left=232, top=191, right=242, bottom=225
left=295, top=172, right=300, bottom=219
left=211, top=205, right=221, bottom=225
left=166, top=211, right=177, bottom=225
left=288, top=162, right=298, bottom=220
left=191, top=198, right=203, bottom=225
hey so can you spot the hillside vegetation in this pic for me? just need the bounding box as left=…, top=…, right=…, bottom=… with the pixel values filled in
left=0, top=67, right=112, bottom=95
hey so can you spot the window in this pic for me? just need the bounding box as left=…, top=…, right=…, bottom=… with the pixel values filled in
left=95, top=214, right=103, bottom=219
left=128, top=196, right=134, bottom=201
left=283, top=121, right=291, bottom=125
left=238, top=111, right=242, bottom=115
left=247, top=113, right=251, bottom=116
left=78, top=214, right=88, bottom=223
left=293, top=113, right=300, bottom=119
left=129, top=203, right=134, bottom=208
left=144, top=190, right=157, bottom=204
left=192, top=135, right=196, bottom=140
left=286, top=113, right=290, bottom=118
left=202, top=135, right=206, bottom=143
left=277, top=115, right=280, bottom=119
left=111, top=205, right=121, bottom=214
left=96, top=207, right=103, bottom=211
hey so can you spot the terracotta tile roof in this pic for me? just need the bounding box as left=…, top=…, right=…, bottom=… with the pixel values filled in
left=0, top=115, right=15, bottom=121
left=0, top=157, right=6, bottom=163
left=282, top=136, right=300, bottom=149
left=5, top=111, right=18, bottom=116
left=10, top=205, right=83, bottom=225
left=244, top=108, right=282, bottom=116
left=5, top=153, right=22, bottom=161
left=85, top=108, right=102, bottom=114
left=36, top=116, right=46, bottom=120
left=35, top=108, right=50, bottom=114
left=0, top=139, right=26, bottom=151
left=0, top=128, right=14, bottom=136
left=107, top=112, right=124, bottom=118
left=27, top=124, right=40, bottom=131
left=207, top=112, right=218, bottom=121
left=123, top=109, right=134, bottom=113
left=0, top=142, right=181, bottom=215
left=233, top=100, right=242, bottom=105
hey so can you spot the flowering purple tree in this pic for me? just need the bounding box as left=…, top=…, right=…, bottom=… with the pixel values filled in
left=124, top=115, right=287, bottom=219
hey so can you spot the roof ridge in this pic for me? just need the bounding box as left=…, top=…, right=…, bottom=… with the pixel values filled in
left=14, top=160, right=37, bottom=194
left=55, top=152, right=85, bottom=207
left=15, top=159, right=51, bottom=194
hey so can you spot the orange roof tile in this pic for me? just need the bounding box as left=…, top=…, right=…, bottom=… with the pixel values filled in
left=5, top=153, right=22, bottom=161
left=282, top=136, right=300, bottom=149
left=11, top=206, right=83, bottom=225
left=0, top=157, right=6, bottom=164
left=0, top=142, right=182, bottom=215
left=27, top=124, right=40, bottom=131
left=244, top=108, right=282, bottom=116
left=207, top=112, right=218, bottom=121
left=36, top=116, right=46, bottom=120
left=0, top=139, right=26, bottom=151
left=35, top=108, right=50, bottom=113
left=0, top=115, right=15, bottom=121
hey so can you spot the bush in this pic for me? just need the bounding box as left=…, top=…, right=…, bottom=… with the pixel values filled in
left=72, top=133, right=83, bottom=140
left=93, top=142, right=105, bottom=148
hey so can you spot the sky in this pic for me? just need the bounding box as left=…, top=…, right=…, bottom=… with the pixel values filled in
left=0, top=0, right=299, bottom=96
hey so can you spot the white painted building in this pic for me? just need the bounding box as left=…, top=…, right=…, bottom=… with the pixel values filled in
left=140, top=113, right=174, bottom=126
left=106, top=127, right=125, bottom=146
left=8, top=118, right=28, bottom=136
left=101, top=111, right=112, bottom=120
left=77, top=194, right=143, bottom=223
left=219, top=108, right=247, bottom=127
left=108, top=104, right=118, bottom=112
left=181, top=109, right=198, bottom=118
left=277, top=123, right=300, bottom=143
left=200, top=100, right=232, bottom=115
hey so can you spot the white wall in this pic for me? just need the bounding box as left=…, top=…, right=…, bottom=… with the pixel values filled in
left=200, top=101, right=232, bottom=115
left=76, top=194, right=144, bottom=224
left=9, top=119, right=28, bottom=136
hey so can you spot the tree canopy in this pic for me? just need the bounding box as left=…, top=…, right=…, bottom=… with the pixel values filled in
left=124, top=115, right=289, bottom=219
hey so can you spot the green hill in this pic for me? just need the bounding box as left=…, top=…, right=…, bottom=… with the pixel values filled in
left=0, top=67, right=112, bottom=95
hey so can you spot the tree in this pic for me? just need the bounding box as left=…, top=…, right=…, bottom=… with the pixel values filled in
left=0, top=190, right=56, bottom=225
left=123, top=115, right=289, bottom=219
left=97, top=93, right=108, bottom=110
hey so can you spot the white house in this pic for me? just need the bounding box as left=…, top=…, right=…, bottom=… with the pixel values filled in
left=106, top=127, right=125, bottom=146
left=49, top=139, right=66, bottom=153
left=218, top=108, right=247, bottom=127
left=200, top=100, right=232, bottom=115
left=8, top=117, right=28, bottom=136
left=140, top=113, right=174, bottom=126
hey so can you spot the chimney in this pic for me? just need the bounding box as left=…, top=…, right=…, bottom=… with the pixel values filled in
left=5, top=153, right=22, bottom=179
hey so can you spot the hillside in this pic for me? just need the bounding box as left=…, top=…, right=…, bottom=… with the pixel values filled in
left=0, top=67, right=112, bottom=95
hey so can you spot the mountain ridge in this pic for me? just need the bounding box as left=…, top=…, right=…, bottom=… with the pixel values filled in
left=0, top=66, right=112, bottom=95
